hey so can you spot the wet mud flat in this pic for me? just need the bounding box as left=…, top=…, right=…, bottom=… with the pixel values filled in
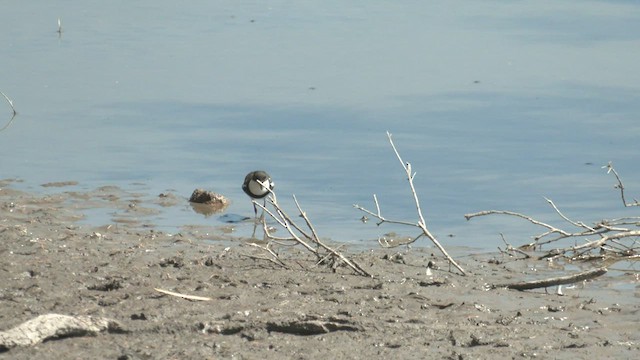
left=0, top=180, right=638, bottom=359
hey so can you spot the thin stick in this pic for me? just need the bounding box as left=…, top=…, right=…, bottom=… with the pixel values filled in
left=465, top=210, right=572, bottom=237
left=154, top=288, right=212, bottom=301
left=294, top=195, right=319, bottom=239
left=544, top=197, right=595, bottom=232
left=353, top=202, right=416, bottom=227
left=293, top=195, right=371, bottom=277
left=355, top=132, right=466, bottom=275
left=498, top=233, right=531, bottom=258
left=282, top=196, right=313, bottom=241
left=256, top=181, right=314, bottom=241
left=374, top=194, right=381, bottom=218
left=245, top=243, right=290, bottom=269
left=254, top=189, right=371, bottom=277
left=568, top=230, right=640, bottom=253
left=378, top=232, right=424, bottom=248
left=492, top=267, right=607, bottom=291
left=605, top=216, right=640, bottom=226
left=387, top=131, right=427, bottom=228
left=603, top=162, right=639, bottom=207
left=254, top=200, right=317, bottom=254
left=388, top=132, right=466, bottom=276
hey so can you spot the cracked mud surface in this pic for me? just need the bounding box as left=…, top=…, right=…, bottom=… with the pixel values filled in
left=1, top=180, right=638, bottom=359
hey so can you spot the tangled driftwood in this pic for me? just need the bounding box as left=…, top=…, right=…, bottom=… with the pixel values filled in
left=465, top=162, right=639, bottom=263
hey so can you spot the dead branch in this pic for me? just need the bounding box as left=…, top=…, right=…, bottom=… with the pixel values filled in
left=603, top=161, right=639, bottom=207
left=245, top=242, right=290, bottom=269
left=497, top=233, right=531, bottom=259
left=254, top=192, right=317, bottom=254
left=465, top=209, right=573, bottom=241
left=566, top=230, right=640, bottom=253
left=354, top=131, right=466, bottom=276
left=544, top=197, right=595, bottom=231
left=154, top=288, right=212, bottom=301
left=253, top=185, right=371, bottom=277
left=0, top=314, right=123, bottom=350
left=492, top=267, right=607, bottom=291
left=465, top=163, right=639, bottom=262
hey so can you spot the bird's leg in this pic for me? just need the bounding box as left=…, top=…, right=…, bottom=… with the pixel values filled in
left=260, top=199, right=269, bottom=242
left=250, top=200, right=267, bottom=239
left=251, top=219, right=258, bottom=239
left=260, top=198, right=267, bottom=221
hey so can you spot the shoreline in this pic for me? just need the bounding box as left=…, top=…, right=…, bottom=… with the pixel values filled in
left=1, top=179, right=638, bottom=358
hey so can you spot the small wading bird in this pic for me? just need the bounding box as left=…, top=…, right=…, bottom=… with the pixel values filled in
left=242, top=170, right=274, bottom=217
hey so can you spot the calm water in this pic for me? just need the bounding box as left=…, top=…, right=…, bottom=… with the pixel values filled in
left=1, top=1, right=639, bottom=251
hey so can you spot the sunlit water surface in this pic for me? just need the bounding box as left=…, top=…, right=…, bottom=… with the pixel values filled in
left=1, top=1, right=639, bottom=254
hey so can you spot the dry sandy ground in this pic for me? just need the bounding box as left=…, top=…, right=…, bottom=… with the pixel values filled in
left=0, top=179, right=638, bottom=359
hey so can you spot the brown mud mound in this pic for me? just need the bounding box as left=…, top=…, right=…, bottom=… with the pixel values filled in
left=0, top=180, right=638, bottom=359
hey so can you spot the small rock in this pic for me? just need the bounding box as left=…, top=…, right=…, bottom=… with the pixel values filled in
left=189, top=189, right=228, bottom=205
left=189, top=189, right=229, bottom=214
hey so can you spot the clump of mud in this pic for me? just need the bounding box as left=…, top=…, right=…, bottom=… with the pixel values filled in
left=189, top=188, right=229, bottom=215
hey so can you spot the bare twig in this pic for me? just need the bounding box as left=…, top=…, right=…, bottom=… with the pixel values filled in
left=294, top=195, right=371, bottom=276
left=377, top=232, right=423, bottom=248
left=246, top=242, right=290, bottom=269
left=354, top=195, right=415, bottom=227
left=253, top=184, right=371, bottom=277
left=567, top=230, right=640, bottom=253
left=464, top=208, right=595, bottom=249
left=294, top=195, right=321, bottom=245
left=492, top=267, right=607, bottom=291
left=154, top=288, right=212, bottom=301
left=498, top=233, right=531, bottom=259
left=603, top=161, right=639, bottom=207
left=544, top=197, right=595, bottom=232
left=354, top=131, right=466, bottom=275
left=254, top=199, right=316, bottom=254
left=465, top=210, right=571, bottom=237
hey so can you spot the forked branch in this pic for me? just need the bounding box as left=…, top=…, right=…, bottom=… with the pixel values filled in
left=253, top=186, right=371, bottom=277
left=603, top=161, right=639, bottom=207
left=354, top=132, right=466, bottom=276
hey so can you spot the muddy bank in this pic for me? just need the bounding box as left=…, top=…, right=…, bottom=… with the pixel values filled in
left=0, top=180, right=638, bottom=359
